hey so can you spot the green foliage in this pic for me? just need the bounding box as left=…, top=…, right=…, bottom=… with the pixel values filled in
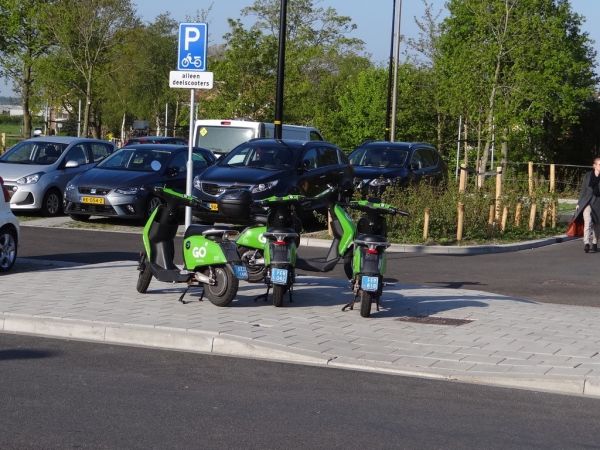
left=381, top=177, right=560, bottom=245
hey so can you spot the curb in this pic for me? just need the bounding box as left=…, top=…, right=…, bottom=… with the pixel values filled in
left=1, top=313, right=597, bottom=399
left=301, top=235, right=575, bottom=255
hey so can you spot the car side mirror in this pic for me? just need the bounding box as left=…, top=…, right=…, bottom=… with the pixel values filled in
left=65, top=160, right=79, bottom=169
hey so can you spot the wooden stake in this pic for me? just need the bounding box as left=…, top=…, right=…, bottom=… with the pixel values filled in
left=501, top=206, right=508, bottom=232
left=551, top=201, right=557, bottom=229
left=529, top=203, right=537, bottom=231
left=457, top=202, right=464, bottom=241
left=495, top=166, right=503, bottom=220
left=528, top=161, right=534, bottom=196
left=549, top=164, right=556, bottom=193
left=488, top=204, right=495, bottom=226
left=541, top=205, right=548, bottom=229
left=1, top=132, right=5, bottom=153
left=515, top=202, right=522, bottom=227
left=423, top=208, right=430, bottom=241
left=459, top=164, right=467, bottom=193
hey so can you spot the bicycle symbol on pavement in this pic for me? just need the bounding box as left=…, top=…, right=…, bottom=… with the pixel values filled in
left=181, top=53, right=202, bottom=69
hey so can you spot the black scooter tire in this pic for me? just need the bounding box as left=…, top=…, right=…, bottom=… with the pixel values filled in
left=239, top=247, right=267, bottom=283
left=360, top=290, right=374, bottom=318
left=136, top=257, right=152, bottom=293
left=204, top=265, right=238, bottom=307
left=272, top=284, right=287, bottom=307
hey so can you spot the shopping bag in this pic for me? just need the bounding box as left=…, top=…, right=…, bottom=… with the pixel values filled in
left=566, top=217, right=584, bottom=237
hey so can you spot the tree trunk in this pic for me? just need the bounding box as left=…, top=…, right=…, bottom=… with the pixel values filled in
left=83, top=71, right=93, bottom=137
left=120, top=112, right=126, bottom=146
left=436, top=111, right=443, bottom=153
left=21, top=63, right=33, bottom=138
left=174, top=100, right=180, bottom=137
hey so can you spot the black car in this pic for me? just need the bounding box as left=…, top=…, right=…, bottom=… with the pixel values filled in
left=192, top=139, right=354, bottom=224
left=124, top=136, right=188, bottom=146
left=349, top=141, right=447, bottom=196
left=64, top=144, right=215, bottom=221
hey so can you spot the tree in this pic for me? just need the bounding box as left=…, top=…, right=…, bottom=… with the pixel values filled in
left=0, top=0, right=55, bottom=137
left=435, top=0, right=597, bottom=170
left=44, top=0, right=136, bottom=137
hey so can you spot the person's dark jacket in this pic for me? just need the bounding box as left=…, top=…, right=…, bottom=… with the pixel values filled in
left=575, top=171, right=600, bottom=223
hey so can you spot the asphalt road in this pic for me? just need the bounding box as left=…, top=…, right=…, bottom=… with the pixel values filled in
left=18, top=225, right=599, bottom=307
left=2, top=333, right=600, bottom=449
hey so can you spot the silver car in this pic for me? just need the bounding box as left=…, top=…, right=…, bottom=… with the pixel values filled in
left=0, top=176, right=19, bottom=272
left=0, top=136, right=115, bottom=216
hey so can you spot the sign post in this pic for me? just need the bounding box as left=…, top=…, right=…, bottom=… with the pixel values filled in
left=170, top=23, right=211, bottom=228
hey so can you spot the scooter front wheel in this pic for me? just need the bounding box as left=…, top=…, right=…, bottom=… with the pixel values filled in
left=136, top=255, right=152, bottom=293
left=204, top=265, right=238, bottom=307
left=239, top=247, right=267, bottom=282
left=359, top=290, right=374, bottom=318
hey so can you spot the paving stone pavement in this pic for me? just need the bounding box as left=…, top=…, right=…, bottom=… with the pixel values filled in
left=2, top=257, right=600, bottom=398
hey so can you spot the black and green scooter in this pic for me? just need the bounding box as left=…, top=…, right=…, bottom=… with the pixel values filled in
left=236, top=194, right=304, bottom=307
left=296, top=187, right=408, bottom=317
left=136, top=187, right=248, bottom=306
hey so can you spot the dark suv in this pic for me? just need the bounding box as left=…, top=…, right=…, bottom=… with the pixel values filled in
left=349, top=141, right=447, bottom=196
left=192, top=139, right=354, bottom=224
left=124, top=136, right=188, bottom=146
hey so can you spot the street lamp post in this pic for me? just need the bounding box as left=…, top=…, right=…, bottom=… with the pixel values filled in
left=390, top=0, right=402, bottom=142
left=385, top=0, right=397, bottom=141
left=274, top=0, right=288, bottom=140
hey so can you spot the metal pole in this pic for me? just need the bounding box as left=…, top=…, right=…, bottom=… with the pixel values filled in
left=390, top=0, right=402, bottom=142
left=164, top=103, right=168, bottom=137
left=274, top=0, right=288, bottom=139
left=455, top=115, right=462, bottom=179
left=185, top=89, right=195, bottom=228
left=384, top=0, right=397, bottom=141
left=77, top=99, right=81, bottom=137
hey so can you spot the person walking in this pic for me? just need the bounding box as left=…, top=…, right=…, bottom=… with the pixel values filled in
left=575, top=157, right=600, bottom=253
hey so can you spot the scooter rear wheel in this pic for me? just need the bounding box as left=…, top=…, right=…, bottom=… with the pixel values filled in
left=136, top=255, right=152, bottom=293
left=239, top=247, right=267, bottom=282
left=272, top=284, right=287, bottom=307
left=359, top=290, right=374, bottom=318
left=204, top=265, right=238, bottom=307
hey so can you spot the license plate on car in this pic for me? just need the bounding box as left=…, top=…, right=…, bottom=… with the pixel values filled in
left=209, top=202, right=218, bottom=211
left=81, top=196, right=105, bottom=205
left=271, top=267, right=288, bottom=285
left=361, top=275, right=379, bottom=292
left=232, top=264, right=248, bottom=281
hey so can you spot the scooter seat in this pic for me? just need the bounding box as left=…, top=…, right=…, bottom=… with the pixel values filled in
left=184, top=224, right=233, bottom=239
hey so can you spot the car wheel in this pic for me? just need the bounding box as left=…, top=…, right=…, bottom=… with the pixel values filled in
left=41, top=189, right=62, bottom=216
left=0, top=226, right=18, bottom=272
left=146, top=196, right=163, bottom=218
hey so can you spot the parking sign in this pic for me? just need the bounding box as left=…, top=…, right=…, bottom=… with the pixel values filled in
left=178, top=23, right=207, bottom=71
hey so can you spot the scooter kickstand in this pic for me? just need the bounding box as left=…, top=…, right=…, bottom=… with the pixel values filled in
left=254, top=285, right=270, bottom=302
left=342, top=292, right=359, bottom=312
left=289, top=284, right=293, bottom=303
left=178, top=285, right=190, bottom=304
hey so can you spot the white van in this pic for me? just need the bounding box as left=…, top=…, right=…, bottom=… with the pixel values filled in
left=193, top=119, right=324, bottom=157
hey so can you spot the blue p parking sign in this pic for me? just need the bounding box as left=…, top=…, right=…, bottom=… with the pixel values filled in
left=178, top=23, right=207, bottom=71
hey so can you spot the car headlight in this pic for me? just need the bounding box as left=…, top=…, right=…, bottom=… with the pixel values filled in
left=193, top=175, right=202, bottom=190
left=16, top=172, right=44, bottom=184
left=65, top=182, right=76, bottom=192
left=115, top=186, right=143, bottom=195
left=250, top=180, right=278, bottom=193
left=369, top=178, right=392, bottom=186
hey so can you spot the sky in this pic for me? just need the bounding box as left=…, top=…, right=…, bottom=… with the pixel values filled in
left=1, top=0, right=599, bottom=96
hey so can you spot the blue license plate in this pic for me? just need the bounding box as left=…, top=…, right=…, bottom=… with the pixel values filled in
left=232, top=264, right=249, bottom=281
left=271, top=267, right=288, bottom=285
left=361, top=275, right=379, bottom=292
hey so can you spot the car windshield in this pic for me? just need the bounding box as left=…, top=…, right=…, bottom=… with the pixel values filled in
left=195, top=126, right=255, bottom=156
left=350, top=147, right=408, bottom=168
left=0, top=141, right=68, bottom=165
left=96, top=148, right=172, bottom=172
left=218, top=144, right=296, bottom=170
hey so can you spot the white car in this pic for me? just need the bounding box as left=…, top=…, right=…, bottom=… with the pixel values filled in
left=0, top=176, right=19, bottom=272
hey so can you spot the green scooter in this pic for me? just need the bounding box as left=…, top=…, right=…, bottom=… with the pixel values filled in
left=136, top=187, right=248, bottom=306
left=296, top=187, right=408, bottom=317
left=236, top=194, right=304, bottom=306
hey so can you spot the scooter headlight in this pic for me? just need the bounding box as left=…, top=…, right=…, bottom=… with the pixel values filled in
left=369, top=178, right=392, bottom=186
